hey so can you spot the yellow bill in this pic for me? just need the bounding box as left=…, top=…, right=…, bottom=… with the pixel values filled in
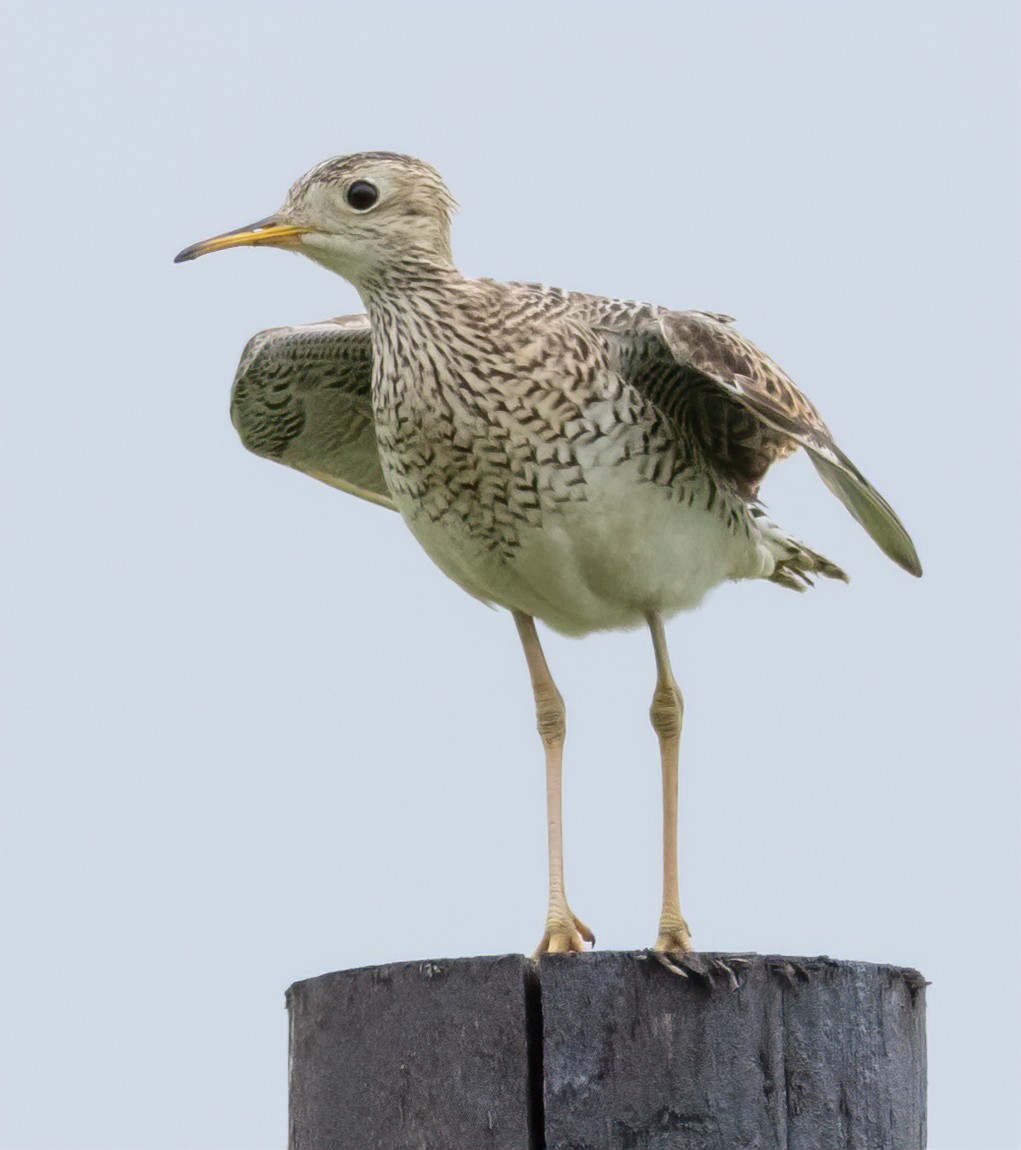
left=174, top=216, right=311, bottom=263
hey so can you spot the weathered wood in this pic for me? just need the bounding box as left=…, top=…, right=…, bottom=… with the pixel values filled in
left=539, top=952, right=927, bottom=1150
left=286, top=955, right=537, bottom=1150
left=287, top=951, right=926, bottom=1150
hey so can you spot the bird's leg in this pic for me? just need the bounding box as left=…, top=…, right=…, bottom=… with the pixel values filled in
left=514, top=611, right=594, bottom=956
left=647, top=611, right=693, bottom=954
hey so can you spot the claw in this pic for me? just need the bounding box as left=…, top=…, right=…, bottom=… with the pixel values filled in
left=647, top=949, right=690, bottom=978
left=645, top=950, right=745, bottom=988
left=573, top=915, right=596, bottom=946
left=533, top=910, right=595, bottom=957
left=714, top=959, right=739, bottom=990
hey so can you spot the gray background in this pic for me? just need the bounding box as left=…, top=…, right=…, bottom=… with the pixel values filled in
left=2, top=3, right=1017, bottom=1148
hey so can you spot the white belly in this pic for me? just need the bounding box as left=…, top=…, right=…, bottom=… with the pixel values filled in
left=396, top=461, right=769, bottom=636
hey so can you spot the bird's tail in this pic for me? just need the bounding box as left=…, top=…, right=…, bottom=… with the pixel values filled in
left=752, top=509, right=850, bottom=592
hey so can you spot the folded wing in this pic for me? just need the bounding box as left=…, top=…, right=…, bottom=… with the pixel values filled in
left=626, top=308, right=921, bottom=575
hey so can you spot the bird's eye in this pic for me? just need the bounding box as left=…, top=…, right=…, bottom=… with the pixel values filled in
left=346, top=181, right=379, bottom=210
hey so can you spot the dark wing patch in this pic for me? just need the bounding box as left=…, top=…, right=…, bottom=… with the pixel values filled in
left=604, top=311, right=803, bottom=496
left=658, top=310, right=832, bottom=451
left=655, top=310, right=921, bottom=576
left=230, top=315, right=394, bottom=509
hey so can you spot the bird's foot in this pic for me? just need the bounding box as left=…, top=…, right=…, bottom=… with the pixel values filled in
left=533, top=909, right=595, bottom=956
left=645, top=950, right=746, bottom=987
left=652, top=914, right=692, bottom=956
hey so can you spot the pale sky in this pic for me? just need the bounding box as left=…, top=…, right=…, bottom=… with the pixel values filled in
left=2, top=3, right=1018, bottom=1148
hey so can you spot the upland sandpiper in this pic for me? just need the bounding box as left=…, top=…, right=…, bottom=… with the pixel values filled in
left=176, top=152, right=921, bottom=956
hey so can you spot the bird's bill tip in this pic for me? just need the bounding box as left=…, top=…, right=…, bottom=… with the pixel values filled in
left=173, top=216, right=311, bottom=264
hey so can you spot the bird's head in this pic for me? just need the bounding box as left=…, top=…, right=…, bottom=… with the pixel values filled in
left=175, top=152, right=458, bottom=290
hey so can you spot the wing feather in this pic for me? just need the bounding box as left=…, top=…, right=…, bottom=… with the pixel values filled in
left=230, top=316, right=394, bottom=510
left=653, top=309, right=922, bottom=576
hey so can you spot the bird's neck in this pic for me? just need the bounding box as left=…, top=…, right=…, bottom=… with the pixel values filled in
left=358, top=257, right=465, bottom=332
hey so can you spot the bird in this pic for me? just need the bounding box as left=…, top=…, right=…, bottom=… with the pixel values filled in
left=176, top=151, right=921, bottom=957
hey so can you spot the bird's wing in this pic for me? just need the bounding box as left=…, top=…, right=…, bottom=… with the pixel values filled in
left=230, top=315, right=395, bottom=510
left=604, top=306, right=921, bottom=575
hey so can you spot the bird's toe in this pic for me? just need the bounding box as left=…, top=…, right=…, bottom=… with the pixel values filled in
left=653, top=920, right=693, bottom=955
left=534, top=909, right=595, bottom=956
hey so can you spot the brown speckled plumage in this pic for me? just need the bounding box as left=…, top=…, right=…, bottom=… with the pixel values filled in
left=178, top=151, right=921, bottom=955
left=229, top=270, right=920, bottom=609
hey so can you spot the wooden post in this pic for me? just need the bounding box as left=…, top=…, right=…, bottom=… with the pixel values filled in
left=286, top=951, right=926, bottom=1150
